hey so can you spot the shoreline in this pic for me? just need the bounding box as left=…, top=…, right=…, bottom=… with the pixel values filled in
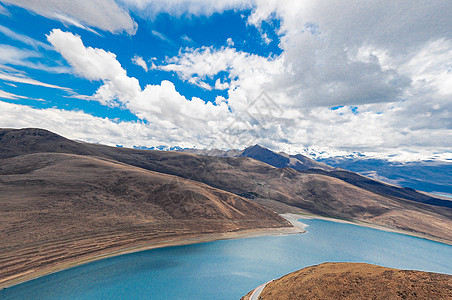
left=1, top=213, right=450, bottom=290
left=0, top=224, right=303, bottom=290
left=294, top=213, right=452, bottom=246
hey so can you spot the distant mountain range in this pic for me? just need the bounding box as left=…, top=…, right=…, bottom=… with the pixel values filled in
left=153, top=144, right=452, bottom=196
left=180, top=144, right=334, bottom=171
left=179, top=145, right=452, bottom=206
left=1, top=128, right=451, bottom=287
left=317, top=156, right=452, bottom=196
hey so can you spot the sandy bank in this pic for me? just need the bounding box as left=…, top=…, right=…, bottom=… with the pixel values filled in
left=2, top=213, right=450, bottom=291
left=0, top=222, right=302, bottom=290
left=294, top=213, right=452, bottom=246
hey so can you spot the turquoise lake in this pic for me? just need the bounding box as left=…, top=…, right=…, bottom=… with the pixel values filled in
left=2, top=219, right=451, bottom=299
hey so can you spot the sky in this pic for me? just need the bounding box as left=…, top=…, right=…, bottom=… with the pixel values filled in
left=0, top=0, right=451, bottom=161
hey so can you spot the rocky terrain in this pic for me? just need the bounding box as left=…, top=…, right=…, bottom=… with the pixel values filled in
left=0, top=129, right=291, bottom=287
left=86, top=139, right=452, bottom=243
left=242, top=262, right=452, bottom=299
left=1, top=128, right=451, bottom=288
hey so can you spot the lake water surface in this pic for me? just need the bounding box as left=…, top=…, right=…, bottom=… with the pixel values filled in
left=2, top=219, right=451, bottom=299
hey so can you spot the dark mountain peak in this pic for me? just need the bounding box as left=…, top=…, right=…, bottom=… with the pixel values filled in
left=0, top=127, right=61, bottom=139
left=241, top=144, right=290, bottom=168
left=240, top=144, right=334, bottom=171
left=243, top=144, right=267, bottom=151
left=0, top=127, right=98, bottom=159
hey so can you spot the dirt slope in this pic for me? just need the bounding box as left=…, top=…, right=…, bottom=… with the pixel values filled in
left=85, top=142, right=452, bottom=243
left=2, top=128, right=451, bottom=243
left=0, top=152, right=289, bottom=287
left=244, top=262, right=452, bottom=299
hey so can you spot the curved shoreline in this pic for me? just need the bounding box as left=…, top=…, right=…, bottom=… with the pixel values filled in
left=295, top=213, right=452, bottom=246
left=2, top=214, right=450, bottom=291
left=243, top=262, right=452, bottom=299
left=0, top=225, right=303, bottom=290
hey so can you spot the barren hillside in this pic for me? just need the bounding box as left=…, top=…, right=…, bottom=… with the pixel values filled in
left=243, top=262, right=452, bottom=299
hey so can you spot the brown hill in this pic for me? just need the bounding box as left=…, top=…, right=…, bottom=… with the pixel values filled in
left=1, top=128, right=451, bottom=287
left=179, top=144, right=334, bottom=171
left=1, top=128, right=451, bottom=243
left=84, top=142, right=452, bottom=243
left=0, top=152, right=289, bottom=287
left=243, top=262, right=452, bottom=299
left=0, top=128, right=99, bottom=158
left=306, top=168, right=452, bottom=209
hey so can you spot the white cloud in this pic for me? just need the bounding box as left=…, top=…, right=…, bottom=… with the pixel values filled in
left=4, top=82, right=17, bottom=88
left=47, top=29, right=140, bottom=106
left=0, top=4, right=9, bottom=15
left=261, top=32, right=271, bottom=45
left=0, top=44, right=70, bottom=73
left=0, top=90, right=27, bottom=99
left=53, top=13, right=101, bottom=36
left=181, top=34, right=194, bottom=44
left=0, top=45, right=36, bottom=65
left=132, top=55, right=148, bottom=71
left=214, top=78, right=229, bottom=90
left=151, top=30, right=171, bottom=43
left=46, top=29, right=235, bottom=144
left=44, top=27, right=452, bottom=155
left=152, top=45, right=284, bottom=95
left=2, top=96, right=450, bottom=162
left=0, top=72, right=72, bottom=91
left=6, top=0, right=451, bottom=159
left=0, top=100, right=155, bottom=146
left=243, top=0, right=452, bottom=108
left=226, top=38, right=234, bottom=47
left=0, top=25, right=52, bottom=50
left=2, top=0, right=137, bottom=34
left=399, top=39, right=452, bottom=96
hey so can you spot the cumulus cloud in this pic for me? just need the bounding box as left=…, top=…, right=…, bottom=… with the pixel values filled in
left=46, top=29, right=235, bottom=144
left=2, top=0, right=137, bottom=34
left=226, top=38, right=234, bottom=47
left=143, top=0, right=452, bottom=154
left=245, top=0, right=452, bottom=109
left=152, top=45, right=284, bottom=95
left=47, top=29, right=141, bottom=106
left=0, top=101, right=158, bottom=146
left=44, top=24, right=452, bottom=156
left=2, top=95, right=450, bottom=161
left=5, top=0, right=451, bottom=158
left=132, top=55, right=148, bottom=71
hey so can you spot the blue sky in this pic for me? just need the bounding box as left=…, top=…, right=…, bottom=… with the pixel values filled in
left=0, top=5, right=278, bottom=120
left=0, top=1, right=451, bottom=161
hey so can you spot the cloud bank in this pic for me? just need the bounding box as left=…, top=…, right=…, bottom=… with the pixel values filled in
left=1, top=1, right=451, bottom=160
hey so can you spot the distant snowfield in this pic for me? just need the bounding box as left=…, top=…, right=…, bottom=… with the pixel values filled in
left=299, top=146, right=452, bottom=163
left=316, top=155, right=452, bottom=195
left=432, top=193, right=452, bottom=199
